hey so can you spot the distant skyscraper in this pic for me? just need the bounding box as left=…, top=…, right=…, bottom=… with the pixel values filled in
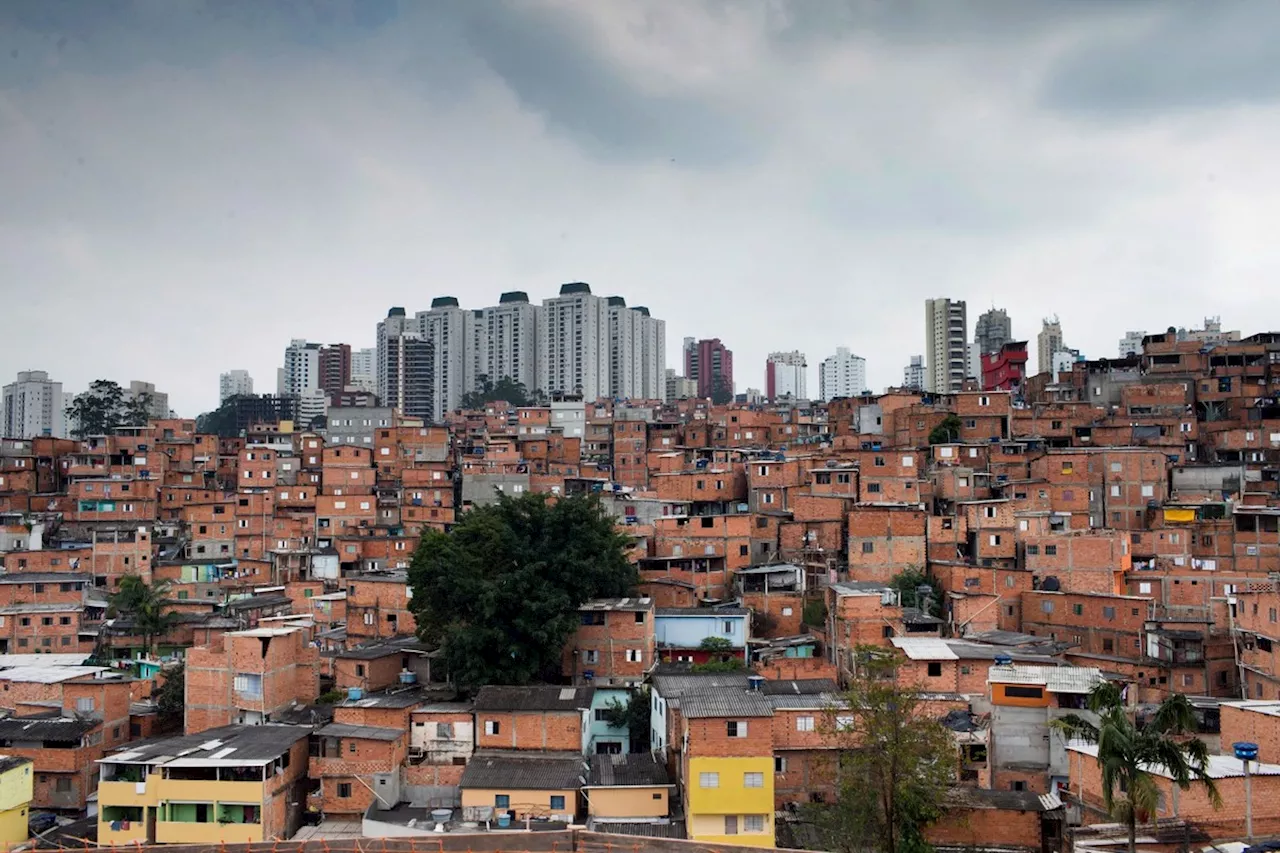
left=1118, top=331, right=1146, bottom=359
left=766, top=351, right=807, bottom=400
left=903, top=355, right=925, bottom=390
left=684, top=338, right=734, bottom=399
left=974, top=307, right=1012, bottom=355
left=2, top=370, right=66, bottom=439
left=349, top=349, right=376, bottom=394
left=924, top=298, right=968, bottom=394
left=219, top=370, right=254, bottom=403
left=819, top=349, right=866, bottom=400
left=539, top=283, right=610, bottom=400
left=1037, top=317, right=1064, bottom=377
left=317, top=344, right=352, bottom=401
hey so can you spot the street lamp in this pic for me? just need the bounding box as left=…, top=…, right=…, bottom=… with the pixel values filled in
left=1233, top=741, right=1258, bottom=842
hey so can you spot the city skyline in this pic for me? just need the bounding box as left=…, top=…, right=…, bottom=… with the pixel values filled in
left=6, top=4, right=1278, bottom=416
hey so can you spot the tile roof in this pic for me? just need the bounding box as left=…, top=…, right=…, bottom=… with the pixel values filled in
left=586, top=754, right=671, bottom=788
left=473, top=685, right=594, bottom=712
left=459, top=750, right=584, bottom=790
left=678, top=691, right=774, bottom=719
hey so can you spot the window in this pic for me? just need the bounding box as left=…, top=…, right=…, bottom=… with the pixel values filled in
left=796, top=716, right=815, bottom=732
left=700, top=772, right=719, bottom=788
left=1072, top=604, right=1083, bottom=616
left=744, top=815, right=766, bottom=833
left=582, top=649, right=599, bottom=664
left=866, top=482, right=881, bottom=493
left=722, top=620, right=735, bottom=634
left=726, top=721, right=747, bottom=737
left=744, top=772, right=764, bottom=788
left=775, top=756, right=787, bottom=773
left=1042, top=601, right=1054, bottom=613
left=835, top=715, right=854, bottom=731
left=550, top=795, right=566, bottom=811
left=56, top=778, right=72, bottom=793
left=626, top=649, right=642, bottom=662
left=927, top=662, right=942, bottom=677
left=1102, top=638, right=1114, bottom=653
left=861, top=541, right=874, bottom=554
left=485, top=720, right=500, bottom=735
left=1003, top=685, right=1043, bottom=700
left=724, top=816, right=738, bottom=835
left=495, top=794, right=510, bottom=809
left=1026, top=545, right=1039, bottom=555
left=1103, top=606, right=1116, bottom=620
left=1045, top=544, right=1057, bottom=556
left=337, top=783, right=352, bottom=798
left=76, top=697, right=94, bottom=713
left=1061, top=462, right=1073, bottom=474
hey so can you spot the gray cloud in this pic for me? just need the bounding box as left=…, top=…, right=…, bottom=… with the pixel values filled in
left=2, top=0, right=1280, bottom=416
left=1040, top=5, right=1280, bottom=114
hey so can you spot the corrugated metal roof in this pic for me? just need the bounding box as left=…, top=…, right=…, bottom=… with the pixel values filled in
left=459, top=750, right=583, bottom=790
left=474, top=685, right=594, bottom=712
left=988, top=664, right=1103, bottom=694
left=651, top=673, right=751, bottom=699
left=586, top=754, right=671, bottom=788
left=1068, top=742, right=1280, bottom=780
left=766, top=693, right=846, bottom=711
left=0, top=665, right=107, bottom=684
left=892, top=637, right=959, bottom=661
left=0, top=654, right=91, bottom=669
left=316, top=723, right=404, bottom=742
left=678, top=691, right=774, bottom=718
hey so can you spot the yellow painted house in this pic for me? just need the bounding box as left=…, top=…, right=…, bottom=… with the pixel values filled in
left=582, top=753, right=674, bottom=830
left=96, top=725, right=309, bottom=845
left=0, top=756, right=33, bottom=849
left=679, top=693, right=776, bottom=848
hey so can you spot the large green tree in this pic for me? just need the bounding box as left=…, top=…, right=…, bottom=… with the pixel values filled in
left=66, top=380, right=125, bottom=438
left=889, top=569, right=943, bottom=618
left=1051, top=683, right=1220, bottom=853
left=109, top=577, right=180, bottom=655
left=710, top=374, right=734, bottom=405
left=804, top=648, right=957, bottom=853
left=461, top=374, right=535, bottom=410
left=408, top=492, right=636, bottom=686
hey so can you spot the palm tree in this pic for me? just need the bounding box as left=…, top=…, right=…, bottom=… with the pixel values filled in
left=1052, top=682, right=1221, bottom=853
left=108, top=577, right=179, bottom=657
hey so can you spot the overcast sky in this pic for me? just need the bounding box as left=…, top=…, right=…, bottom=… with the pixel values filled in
left=4, top=1, right=1280, bottom=416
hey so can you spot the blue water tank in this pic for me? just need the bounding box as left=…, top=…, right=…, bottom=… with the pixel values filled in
left=994, top=654, right=1013, bottom=666
left=347, top=687, right=364, bottom=701
left=1234, top=741, right=1259, bottom=762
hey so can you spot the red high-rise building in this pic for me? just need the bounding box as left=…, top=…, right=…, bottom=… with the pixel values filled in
left=683, top=338, right=734, bottom=399
left=981, top=340, right=1028, bottom=393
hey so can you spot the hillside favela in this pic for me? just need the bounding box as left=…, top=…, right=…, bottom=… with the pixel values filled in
left=1, top=307, right=1278, bottom=853
left=7, top=3, right=1280, bottom=853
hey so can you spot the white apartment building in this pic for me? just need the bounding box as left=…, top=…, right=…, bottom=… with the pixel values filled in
left=766, top=351, right=808, bottom=400
left=903, top=355, right=925, bottom=390
left=636, top=308, right=666, bottom=401
left=2, top=370, right=67, bottom=439
left=415, top=297, right=474, bottom=422
left=278, top=339, right=321, bottom=397
left=349, top=349, right=376, bottom=394
left=819, top=348, right=866, bottom=400
left=664, top=369, right=697, bottom=402
left=475, top=292, right=540, bottom=393
left=1037, top=318, right=1064, bottom=378
left=127, top=380, right=170, bottom=419
left=539, top=282, right=610, bottom=401
left=607, top=297, right=644, bottom=400
left=219, top=370, right=254, bottom=402
left=924, top=298, right=968, bottom=394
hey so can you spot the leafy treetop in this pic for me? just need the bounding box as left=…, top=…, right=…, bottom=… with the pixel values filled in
left=408, top=491, right=636, bottom=687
